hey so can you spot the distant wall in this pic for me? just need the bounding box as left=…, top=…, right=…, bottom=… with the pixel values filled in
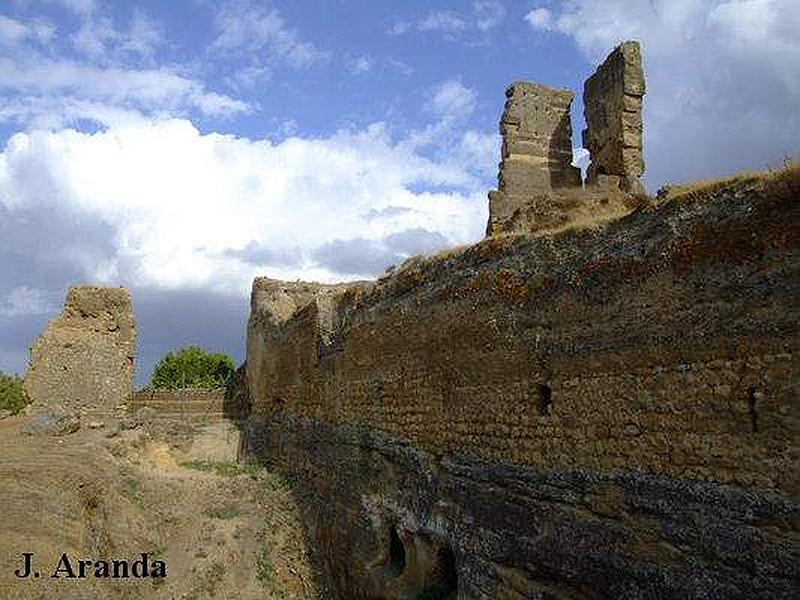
left=130, top=388, right=226, bottom=419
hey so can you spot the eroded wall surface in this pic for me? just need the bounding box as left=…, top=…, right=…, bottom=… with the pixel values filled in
left=243, top=169, right=800, bottom=599
left=24, top=286, right=136, bottom=410
left=487, top=83, right=581, bottom=236
left=583, top=40, right=646, bottom=193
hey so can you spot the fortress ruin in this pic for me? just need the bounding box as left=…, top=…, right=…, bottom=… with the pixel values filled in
left=13, top=39, right=799, bottom=600
left=24, top=286, right=136, bottom=412
left=488, top=40, right=646, bottom=235
left=239, top=40, right=799, bottom=599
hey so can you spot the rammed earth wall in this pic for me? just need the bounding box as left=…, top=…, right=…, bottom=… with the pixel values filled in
left=242, top=169, right=800, bottom=599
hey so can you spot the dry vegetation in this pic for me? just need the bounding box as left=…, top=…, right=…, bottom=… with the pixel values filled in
left=655, top=159, right=800, bottom=204
left=0, top=416, right=318, bottom=600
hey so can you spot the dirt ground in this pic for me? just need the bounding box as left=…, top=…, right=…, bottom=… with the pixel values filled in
left=0, top=413, right=318, bottom=600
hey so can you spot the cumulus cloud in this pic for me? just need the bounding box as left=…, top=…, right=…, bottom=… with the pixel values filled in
left=429, top=80, right=478, bottom=121
left=525, top=0, right=800, bottom=187
left=313, top=228, right=449, bottom=277
left=0, top=114, right=494, bottom=379
left=0, top=286, right=55, bottom=317
left=0, top=15, right=55, bottom=46
left=213, top=0, right=326, bottom=68
left=390, top=4, right=506, bottom=38
left=473, top=1, right=507, bottom=32
left=0, top=119, right=488, bottom=294
left=525, top=8, right=553, bottom=30
left=0, top=7, right=248, bottom=129
left=0, top=57, right=249, bottom=124
left=418, top=11, right=467, bottom=34
left=349, top=56, right=373, bottom=75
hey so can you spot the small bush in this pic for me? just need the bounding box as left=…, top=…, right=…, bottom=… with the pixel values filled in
left=0, top=372, right=27, bottom=414
left=150, top=346, right=235, bottom=390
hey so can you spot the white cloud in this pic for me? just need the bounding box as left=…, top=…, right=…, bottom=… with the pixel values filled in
left=0, top=120, right=489, bottom=290
left=388, top=21, right=411, bottom=35
left=418, top=11, right=468, bottom=33
left=0, top=56, right=250, bottom=126
left=67, top=5, right=162, bottom=60
left=390, top=6, right=506, bottom=39
left=350, top=56, right=373, bottom=75
left=473, top=1, right=506, bottom=32
left=0, top=15, right=55, bottom=46
left=0, top=286, right=54, bottom=317
left=213, top=0, right=325, bottom=68
left=525, top=8, right=553, bottom=30
left=527, top=0, right=800, bottom=188
left=429, top=80, right=478, bottom=120
left=52, top=0, right=98, bottom=16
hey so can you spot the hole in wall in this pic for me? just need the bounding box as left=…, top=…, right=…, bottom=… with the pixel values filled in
left=387, top=526, right=406, bottom=578
left=537, top=383, right=552, bottom=416
left=748, top=386, right=759, bottom=433
left=428, top=543, right=458, bottom=597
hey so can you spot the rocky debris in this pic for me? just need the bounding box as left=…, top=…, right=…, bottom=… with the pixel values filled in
left=583, top=40, right=646, bottom=193
left=87, top=420, right=105, bottom=429
left=119, top=406, right=157, bottom=431
left=0, top=410, right=12, bottom=420
left=24, top=286, right=136, bottom=412
left=22, top=408, right=80, bottom=436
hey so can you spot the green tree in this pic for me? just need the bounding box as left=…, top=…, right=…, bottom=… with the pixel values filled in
left=150, top=346, right=236, bottom=390
left=0, top=371, right=27, bottom=414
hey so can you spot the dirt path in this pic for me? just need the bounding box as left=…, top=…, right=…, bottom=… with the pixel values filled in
left=0, top=415, right=317, bottom=600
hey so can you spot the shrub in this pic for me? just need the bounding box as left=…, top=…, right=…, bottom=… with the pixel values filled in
left=0, top=372, right=27, bottom=414
left=150, top=346, right=235, bottom=390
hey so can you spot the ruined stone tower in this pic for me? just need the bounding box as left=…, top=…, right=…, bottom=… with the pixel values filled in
left=583, top=40, right=646, bottom=193
left=24, top=286, right=136, bottom=411
left=486, top=83, right=581, bottom=235
left=487, top=40, right=646, bottom=236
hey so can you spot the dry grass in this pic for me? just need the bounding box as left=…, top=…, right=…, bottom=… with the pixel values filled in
left=656, top=160, right=800, bottom=204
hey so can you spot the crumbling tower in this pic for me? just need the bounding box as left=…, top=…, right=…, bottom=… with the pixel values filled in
left=24, top=286, right=136, bottom=411
left=487, top=83, right=581, bottom=236
left=583, top=40, right=646, bottom=193
left=486, top=40, right=646, bottom=236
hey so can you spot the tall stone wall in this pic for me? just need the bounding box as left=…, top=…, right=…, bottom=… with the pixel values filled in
left=24, top=287, right=136, bottom=411
left=242, top=168, right=800, bottom=598
left=583, top=40, right=646, bottom=192
left=487, top=83, right=581, bottom=236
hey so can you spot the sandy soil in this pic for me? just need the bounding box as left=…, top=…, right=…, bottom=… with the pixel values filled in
left=0, top=413, right=317, bottom=600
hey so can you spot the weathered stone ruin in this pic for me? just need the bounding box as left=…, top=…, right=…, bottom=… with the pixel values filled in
left=487, top=40, right=647, bottom=235
left=241, top=166, right=800, bottom=598
left=24, top=286, right=136, bottom=411
left=583, top=40, right=646, bottom=193
left=486, top=83, right=581, bottom=235
left=237, top=42, right=800, bottom=600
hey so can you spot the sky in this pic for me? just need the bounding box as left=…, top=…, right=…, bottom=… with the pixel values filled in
left=1, top=0, right=798, bottom=385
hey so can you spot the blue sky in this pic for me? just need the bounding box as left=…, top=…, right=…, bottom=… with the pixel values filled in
left=1, top=0, right=798, bottom=384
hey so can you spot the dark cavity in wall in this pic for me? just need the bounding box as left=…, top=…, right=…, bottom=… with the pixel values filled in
left=748, top=386, right=759, bottom=433
left=430, top=543, right=458, bottom=598
left=388, top=526, right=406, bottom=578
left=538, top=383, right=553, bottom=415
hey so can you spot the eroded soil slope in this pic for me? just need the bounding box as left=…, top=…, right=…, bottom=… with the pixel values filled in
left=0, top=414, right=318, bottom=600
